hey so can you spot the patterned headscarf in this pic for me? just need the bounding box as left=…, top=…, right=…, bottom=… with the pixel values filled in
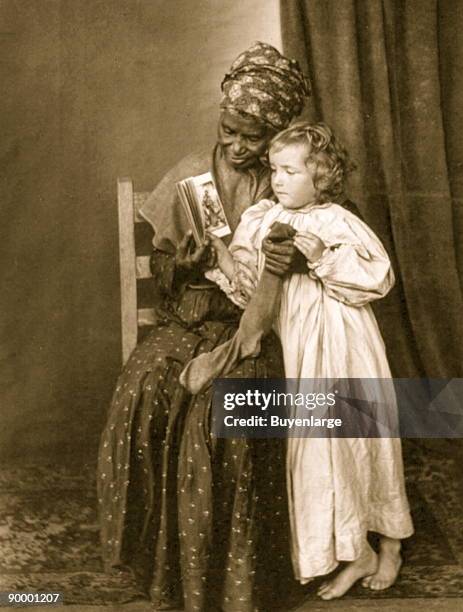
left=220, top=41, right=311, bottom=131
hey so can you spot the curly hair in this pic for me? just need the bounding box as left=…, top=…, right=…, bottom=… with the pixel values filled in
left=269, top=122, right=356, bottom=203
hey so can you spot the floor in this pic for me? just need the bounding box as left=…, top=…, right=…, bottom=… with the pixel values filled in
left=1, top=598, right=463, bottom=612
left=1, top=441, right=463, bottom=611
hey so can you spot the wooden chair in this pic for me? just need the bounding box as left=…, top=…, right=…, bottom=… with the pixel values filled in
left=117, top=177, right=156, bottom=364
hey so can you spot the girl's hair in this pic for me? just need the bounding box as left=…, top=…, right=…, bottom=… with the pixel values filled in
left=269, top=122, right=356, bottom=203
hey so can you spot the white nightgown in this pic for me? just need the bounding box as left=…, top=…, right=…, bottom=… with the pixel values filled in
left=207, top=198, right=414, bottom=583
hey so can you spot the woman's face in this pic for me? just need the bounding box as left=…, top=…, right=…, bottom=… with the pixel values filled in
left=217, top=110, right=272, bottom=170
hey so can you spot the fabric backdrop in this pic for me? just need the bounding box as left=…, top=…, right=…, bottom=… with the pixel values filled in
left=280, top=0, right=463, bottom=378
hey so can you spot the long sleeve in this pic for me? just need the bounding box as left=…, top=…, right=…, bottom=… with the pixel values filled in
left=204, top=266, right=250, bottom=309
left=150, top=248, right=204, bottom=299
left=150, top=249, right=177, bottom=298
left=307, top=210, right=395, bottom=307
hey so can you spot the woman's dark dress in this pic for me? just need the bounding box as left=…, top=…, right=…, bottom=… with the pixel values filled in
left=97, top=149, right=296, bottom=612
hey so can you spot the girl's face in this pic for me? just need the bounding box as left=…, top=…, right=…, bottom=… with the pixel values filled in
left=269, top=144, right=317, bottom=209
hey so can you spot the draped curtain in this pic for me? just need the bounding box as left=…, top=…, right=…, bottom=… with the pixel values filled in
left=281, top=0, right=463, bottom=378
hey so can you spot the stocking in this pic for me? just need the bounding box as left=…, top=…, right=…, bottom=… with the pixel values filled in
left=179, top=222, right=295, bottom=394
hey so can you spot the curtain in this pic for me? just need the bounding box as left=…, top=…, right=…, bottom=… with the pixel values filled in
left=280, top=0, right=463, bottom=378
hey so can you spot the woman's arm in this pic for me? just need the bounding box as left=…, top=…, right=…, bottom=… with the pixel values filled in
left=150, top=231, right=214, bottom=298
left=150, top=248, right=179, bottom=298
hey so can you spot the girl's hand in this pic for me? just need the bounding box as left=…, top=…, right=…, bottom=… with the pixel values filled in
left=207, top=232, right=227, bottom=254
left=294, top=231, right=326, bottom=263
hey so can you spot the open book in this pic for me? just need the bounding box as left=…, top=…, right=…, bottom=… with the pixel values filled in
left=176, top=172, right=231, bottom=245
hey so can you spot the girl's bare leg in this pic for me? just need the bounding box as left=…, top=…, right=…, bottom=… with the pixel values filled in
left=361, top=536, right=402, bottom=590
left=317, top=540, right=377, bottom=600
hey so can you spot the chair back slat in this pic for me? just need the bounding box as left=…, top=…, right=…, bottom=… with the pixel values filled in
left=136, top=255, right=152, bottom=279
left=117, top=178, right=155, bottom=365
left=137, top=308, right=157, bottom=327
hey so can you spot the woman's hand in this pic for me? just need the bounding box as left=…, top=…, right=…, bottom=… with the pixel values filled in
left=175, top=230, right=215, bottom=272
left=262, top=237, right=298, bottom=276
left=262, top=222, right=299, bottom=276
left=294, top=231, right=326, bottom=263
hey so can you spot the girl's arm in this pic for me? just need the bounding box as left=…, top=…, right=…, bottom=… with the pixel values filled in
left=204, top=200, right=273, bottom=307
left=293, top=216, right=394, bottom=307
left=208, top=234, right=235, bottom=280
left=204, top=234, right=259, bottom=308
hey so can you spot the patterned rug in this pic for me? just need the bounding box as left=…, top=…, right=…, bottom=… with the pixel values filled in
left=302, top=440, right=463, bottom=601
left=0, top=465, right=144, bottom=605
left=0, top=441, right=462, bottom=606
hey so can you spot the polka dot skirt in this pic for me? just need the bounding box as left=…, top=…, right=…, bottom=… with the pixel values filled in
left=97, top=256, right=296, bottom=611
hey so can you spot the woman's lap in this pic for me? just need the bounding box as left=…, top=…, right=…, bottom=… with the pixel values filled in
left=98, top=320, right=293, bottom=611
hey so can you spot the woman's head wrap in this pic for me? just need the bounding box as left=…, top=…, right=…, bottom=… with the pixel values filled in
left=220, top=41, right=310, bottom=131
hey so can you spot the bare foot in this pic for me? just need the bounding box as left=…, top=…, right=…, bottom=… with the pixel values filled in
left=317, top=543, right=377, bottom=600
left=362, top=537, right=402, bottom=590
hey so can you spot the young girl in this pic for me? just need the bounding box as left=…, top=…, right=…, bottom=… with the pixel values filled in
left=180, top=122, right=414, bottom=599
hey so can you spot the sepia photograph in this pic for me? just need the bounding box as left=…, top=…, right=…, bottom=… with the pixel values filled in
left=1, top=1, right=463, bottom=611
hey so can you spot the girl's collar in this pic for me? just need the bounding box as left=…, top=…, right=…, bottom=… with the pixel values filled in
left=276, top=201, right=335, bottom=214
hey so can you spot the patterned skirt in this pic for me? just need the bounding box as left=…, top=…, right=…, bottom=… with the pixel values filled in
left=97, top=293, right=298, bottom=612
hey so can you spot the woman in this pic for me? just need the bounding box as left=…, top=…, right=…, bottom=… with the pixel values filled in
left=98, top=42, right=309, bottom=612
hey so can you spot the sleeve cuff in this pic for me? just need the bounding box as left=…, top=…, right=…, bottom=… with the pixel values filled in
left=204, top=267, right=248, bottom=309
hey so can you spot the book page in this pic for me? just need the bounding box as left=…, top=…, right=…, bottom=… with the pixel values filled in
left=192, top=172, right=231, bottom=239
